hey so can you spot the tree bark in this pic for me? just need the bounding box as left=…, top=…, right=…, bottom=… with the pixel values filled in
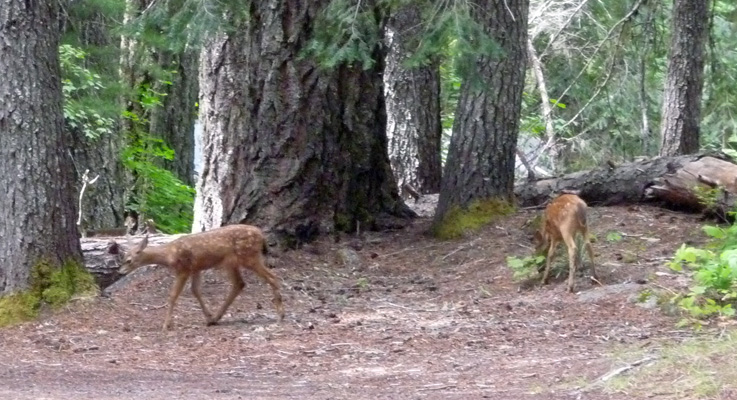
left=384, top=4, right=442, bottom=195
left=434, top=0, right=530, bottom=222
left=659, top=0, right=709, bottom=156
left=514, top=154, right=737, bottom=214
left=0, top=0, right=83, bottom=293
left=149, top=48, right=198, bottom=186
left=194, top=1, right=413, bottom=244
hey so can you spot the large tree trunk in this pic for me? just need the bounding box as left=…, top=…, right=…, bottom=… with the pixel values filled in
left=434, top=0, right=530, bottom=222
left=514, top=154, right=737, bottom=214
left=384, top=4, right=443, bottom=195
left=0, top=0, right=83, bottom=293
left=194, top=2, right=412, bottom=244
left=659, top=0, right=709, bottom=156
left=149, top=48, right=198, bottom=186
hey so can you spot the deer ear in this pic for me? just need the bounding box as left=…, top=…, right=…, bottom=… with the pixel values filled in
left=138, top=234, right=149, bottom=250
left=107, top=240, right=121, bottom=255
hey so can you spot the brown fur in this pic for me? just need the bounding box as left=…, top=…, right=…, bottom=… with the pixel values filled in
left=109, top=224, right=285, bottom=331
left=533, top=194, right=596, bottom=292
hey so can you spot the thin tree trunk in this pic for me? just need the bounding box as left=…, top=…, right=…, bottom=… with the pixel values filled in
left=526, top=37, right=558, bottom=173
left=149, top=48, right=198, bottom=186
left=194, top=1, right=412, bottom=244
left=434, top=0, right=530, bottom=223
left=384, top=4, right=442, bottom=195
left=659, top=0, right=709, bottom=156
left=64, top=7, right=127, bottom=231
left=0, top=0, right=83, bottom=293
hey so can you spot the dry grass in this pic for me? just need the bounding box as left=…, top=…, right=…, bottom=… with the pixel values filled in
left=600, top=330, right=737, bottom=399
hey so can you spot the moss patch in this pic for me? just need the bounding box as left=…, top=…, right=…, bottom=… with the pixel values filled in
left=433, top=198, right=516, bottom=240
left=0, top=260, right=98, bottom=327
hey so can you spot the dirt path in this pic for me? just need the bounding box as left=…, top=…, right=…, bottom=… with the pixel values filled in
left=0, top=205, right=712, bottom=399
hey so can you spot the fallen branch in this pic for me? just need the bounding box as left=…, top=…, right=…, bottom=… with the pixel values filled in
left=596, top=356, right=657, bottom=383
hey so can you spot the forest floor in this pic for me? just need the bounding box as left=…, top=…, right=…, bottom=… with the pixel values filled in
left=2, top=198, right=737, bottom=400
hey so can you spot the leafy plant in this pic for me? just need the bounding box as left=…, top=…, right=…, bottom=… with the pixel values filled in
left=122, top=81, right=194, bottom=234
left=668, top=221, right=737, bottom=325
left=59, top=44, right=116, bottom=140
left=122, top=133, right=195, bottom=234
left=506, top=255, right=545, bottom=281
left=606, top=231, right=624, bottom=242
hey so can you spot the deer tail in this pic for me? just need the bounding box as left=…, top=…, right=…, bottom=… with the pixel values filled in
left=576, top=204, right=588, bottom=228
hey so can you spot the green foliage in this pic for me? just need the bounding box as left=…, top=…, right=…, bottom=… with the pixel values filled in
left=302, top=0, right=384, bottom=69
left=0, top=260, right=98, bottom=327
left=59, top=44, right=116, bottom=140
left=668, top=220, right=737, bottom=325
left=433, top=198, right=515, bottom=240
left=692, top=185, right=722, bottom=213
left=606, top=231, right=624, bottom=242
left=506, top=255, right=546, bottom=281
left=121, top=76, right=194, bottom=234
left=122, top=0, right=250, bottom=52
left=122, top=133, right=195, bottom=234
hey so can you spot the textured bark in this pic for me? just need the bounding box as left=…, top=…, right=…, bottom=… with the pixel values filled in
left=659, top=0, right=709, bottom=156
left=434, top=0, right=530, bottom=222
left=149, top=48, right=198, bottom=186
left=384, top=5, right=442, bottom=195
left=194, top=1, right=413, bottom=244
left=71, top=132, right=126, bottom=231
left=515, top=154, right=737, bottom=215
left=0, top=0, right=83, bottom=293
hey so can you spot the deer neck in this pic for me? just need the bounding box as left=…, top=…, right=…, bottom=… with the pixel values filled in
left=139, top=246, right=172, bottom=267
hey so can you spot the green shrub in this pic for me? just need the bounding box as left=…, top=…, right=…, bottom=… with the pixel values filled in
left=668, top=222, right=737, bottom=326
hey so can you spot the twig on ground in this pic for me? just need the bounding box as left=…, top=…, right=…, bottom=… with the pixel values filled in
left=595, top=356, right=657, bottom=383
left=441, top=238, right=480, bottom=261
left=416, top=383, right=457, bottom=392
left=377, top=302, right=436, bottom=313
left=129, top=302, right=166, bottom=310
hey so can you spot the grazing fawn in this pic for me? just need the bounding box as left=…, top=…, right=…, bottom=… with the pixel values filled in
left=108, top=224, right=285, bottom=330
left=533, top=194, right=596, bottom=292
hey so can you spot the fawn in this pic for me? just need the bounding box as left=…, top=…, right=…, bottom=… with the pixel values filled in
left=533, top=194, right=596, bottom=292
left=108, top=224, right=285, bottom=330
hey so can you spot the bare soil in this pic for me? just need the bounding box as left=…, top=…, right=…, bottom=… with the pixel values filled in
left=0, top=203, right=722, bottom=399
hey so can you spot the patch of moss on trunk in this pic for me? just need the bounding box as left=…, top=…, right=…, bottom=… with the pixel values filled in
left=0, top=260, right=98, bottom=327
left=432, top=198, right=515, bottom=240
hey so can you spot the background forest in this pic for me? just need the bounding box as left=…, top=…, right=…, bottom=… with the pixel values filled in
left=2, top=0, right=737, bottom=398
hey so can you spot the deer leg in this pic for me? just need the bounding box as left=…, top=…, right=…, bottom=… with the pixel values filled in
left=582, top=229, right=597, bottom=281
left=563, top=236, right=578, bottom=293
left=248, top=257, right=285, bottom=321
left=163, top=272, right=189, bottom=331
left=209, top=266, right=245, bottom=325
left=190, top=271, right=213, bottom=324
left=541, top=239, right=558, bottom=285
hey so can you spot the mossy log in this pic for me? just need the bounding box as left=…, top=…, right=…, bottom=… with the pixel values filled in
left=81, top=233, right=184, bottom=289
left=514, top=153, right=737, bottom=214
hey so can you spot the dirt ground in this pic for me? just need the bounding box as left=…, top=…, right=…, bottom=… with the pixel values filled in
left=0, top=201, right=726, bottom=399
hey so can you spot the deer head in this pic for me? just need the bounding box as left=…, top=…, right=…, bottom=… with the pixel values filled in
left=108, top=235, right=150, bottom=274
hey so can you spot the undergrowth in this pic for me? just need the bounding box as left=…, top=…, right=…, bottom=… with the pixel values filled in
left=0, top=260, right=98, bottom=327
left=668, top=207, right=737, bottom=326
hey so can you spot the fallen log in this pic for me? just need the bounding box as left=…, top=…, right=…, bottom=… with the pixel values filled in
left=82, top=233, right=184, bottom=289
left=514, top=153, right=737, bottom=216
